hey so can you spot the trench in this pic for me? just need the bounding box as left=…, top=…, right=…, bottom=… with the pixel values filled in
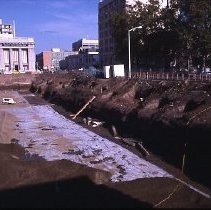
left=85, top=105, right=211, bottom=189
left=30, top=82, right=211, bottom=190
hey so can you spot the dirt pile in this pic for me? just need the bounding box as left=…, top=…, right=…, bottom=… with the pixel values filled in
left=30, top=73, right=211, bottom=189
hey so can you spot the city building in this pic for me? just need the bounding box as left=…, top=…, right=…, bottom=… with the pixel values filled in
left=98, top=0, right=168, bottom=67
left=51, top=48, right=76, bottom=71
left=65, top=51, right=99, bottom=71
left=72, top=38, right=99, bottom=52
left=36, top=51, right=52, bottom=71
left=0, top=18, right=36, bottom=74
left=36, top=48, right=75, bottom=72
left=65, top=38, right=99, bottom=71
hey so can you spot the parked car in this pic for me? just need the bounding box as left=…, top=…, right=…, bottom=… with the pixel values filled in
left=2, top=98, right=16, bottom=104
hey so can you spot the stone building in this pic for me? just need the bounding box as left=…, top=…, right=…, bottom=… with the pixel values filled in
left=0, top=18, right=36, bottom=74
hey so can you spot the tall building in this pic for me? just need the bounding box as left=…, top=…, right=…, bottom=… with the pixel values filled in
left=0, top=18, right=36, bottom=74
left=98, top=0, right=168, bottom=67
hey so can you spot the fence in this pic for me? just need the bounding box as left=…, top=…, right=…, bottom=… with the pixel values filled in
left=132, top=72, right=211, bottom=82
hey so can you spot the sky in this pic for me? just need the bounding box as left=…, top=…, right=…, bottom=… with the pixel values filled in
left=0, top=0, right=99, bottom=54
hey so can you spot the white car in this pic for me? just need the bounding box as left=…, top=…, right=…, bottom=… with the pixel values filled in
left=2, top=98, right=16, bottom=104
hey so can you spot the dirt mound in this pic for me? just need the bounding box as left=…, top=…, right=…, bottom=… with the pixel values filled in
left=30, top=73, right=211, bottom=190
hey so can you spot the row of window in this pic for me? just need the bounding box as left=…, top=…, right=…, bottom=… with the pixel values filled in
left=1, top=43, right=30, bottom=47
left=0, top=24, right=12, bottom=29
left=100, top=0, right=124, bottom=13
left=0, top=32, right=13, bottom=34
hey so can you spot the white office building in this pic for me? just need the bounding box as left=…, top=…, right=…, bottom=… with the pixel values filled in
left=65, top=38, right=99, bottom=70
left=0, top=18, right=36, bottom=74
left=72, top=38, right=99, bottom=52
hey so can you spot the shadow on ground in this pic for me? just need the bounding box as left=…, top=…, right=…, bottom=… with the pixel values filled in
left=0, top=176, right=152, bottom=208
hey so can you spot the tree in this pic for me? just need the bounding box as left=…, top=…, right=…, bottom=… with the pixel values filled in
left=110, top=0, right=211, bottom=72
left=178, top=0, right=211, bottom=72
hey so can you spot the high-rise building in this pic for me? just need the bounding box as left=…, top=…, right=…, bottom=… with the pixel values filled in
left=0, top=18, right=36, bottom=74
left=98, top=0, right=168, bottom=67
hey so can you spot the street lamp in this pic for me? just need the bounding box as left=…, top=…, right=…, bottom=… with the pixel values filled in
left=128, top=26, right=142, bottom=78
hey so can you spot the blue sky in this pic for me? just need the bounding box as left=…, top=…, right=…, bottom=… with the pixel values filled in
left=0, top=0, right=99, bottom=53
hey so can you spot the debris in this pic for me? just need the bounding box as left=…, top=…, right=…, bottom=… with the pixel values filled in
left=121, top=138, right=136, bottom=147
left=136, top=142, right=150, bottom=157
left=10, top=155, right=20, bottom=160
left=187, top=106, right=211, bottom=126
left=111, top=125, right=118, bottom=137
left=72, top=96, right=96, bottom=120
left=92, top=121, right=104, bottom=128
left=84, top=117, right=105, bottom=127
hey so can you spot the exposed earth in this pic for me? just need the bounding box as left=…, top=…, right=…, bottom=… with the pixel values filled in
left=0, top=72, right=211, bottom=208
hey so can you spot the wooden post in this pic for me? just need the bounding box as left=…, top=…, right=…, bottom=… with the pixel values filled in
left=136, top=142, right=150, bottom=157
left=72, top=96, right=96, bottom=120
left=112, top=125, right=118, bottom=137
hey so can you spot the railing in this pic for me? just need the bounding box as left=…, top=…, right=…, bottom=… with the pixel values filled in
left=132, top=72, right=211, bottom=82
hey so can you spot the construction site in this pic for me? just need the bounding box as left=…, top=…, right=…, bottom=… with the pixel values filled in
left=0, top=72, right=211, bottom=208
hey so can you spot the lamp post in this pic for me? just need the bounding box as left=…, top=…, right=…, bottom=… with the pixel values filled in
left=128, top=26, right=142, bottom=78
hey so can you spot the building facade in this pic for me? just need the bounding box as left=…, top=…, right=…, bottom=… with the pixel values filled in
left=98, top=0, right=168, bottom=67
left=65, top=51, right=99, bottom=71
left=36, top=48, right=75, bottom=72
left=72, top=38, right=99, bottom=52
left=0, top=18, right=36, bottom=74
left=36, top=51, right=52, bottom=71
left=64, top=38, right=99, bottom=71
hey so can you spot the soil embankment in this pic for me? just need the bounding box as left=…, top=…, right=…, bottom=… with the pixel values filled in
left=1, top=73, right=211, bottom=208
left=30, top=72, right=211, bottom=189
